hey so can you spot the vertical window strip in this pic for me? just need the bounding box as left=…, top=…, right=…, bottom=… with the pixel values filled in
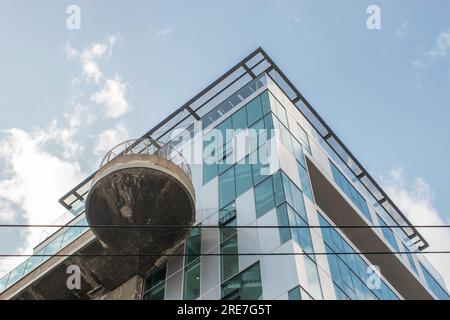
left=219, top=202, right=239, bottom=282
left=377, top=215, right=400, bottom=252
left=143, top=265, right=167, bottom=300
left=298, top=162, right=314, bottom=203
left=318, top=214, right=399, bottom=300
left=203, top=90, right=272, bottom=186
left=329, top=161, right=372, bottom=223
left=183, top=227, right=202, bottom=300
left=221, top=262, right=263, bottom=300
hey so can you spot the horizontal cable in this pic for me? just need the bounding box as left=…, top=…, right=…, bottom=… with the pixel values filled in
left=0, top=251, right=449, bottom=258
left=0, top=224, right=448, bottom=229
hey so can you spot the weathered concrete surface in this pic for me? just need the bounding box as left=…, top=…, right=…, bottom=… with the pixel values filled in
left=307, top=157, right=434, bottom=300
left=98, top=275, right=143, bottom=300
left=86, top=154, right=196, bottom=275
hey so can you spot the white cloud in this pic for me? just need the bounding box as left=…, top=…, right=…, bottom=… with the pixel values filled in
left=91, top=75, right=131, bottom=118
left=411, top=60, right=426, bottom=69
left=94, top=123, right=129, bottom=156
left=65, top=35, right=118, bottom=84
left=382, top=168, right=450, bottom=289
left=0, top=128, right=85, bottom=275
left=64, top=42, right=78, bottom=59
left=0, top=34, right=131, bottom=278
left=396, top=20, right=408, bottom=38
left=425, top=28, right=450, bottom=58
left=0, top=200, right=15, bottom=223
left=286, top=10, right=301, bottom=25
left=156, top=27, right=174, bottom=37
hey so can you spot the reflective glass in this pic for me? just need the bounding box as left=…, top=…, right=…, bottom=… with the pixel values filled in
left=219, top=168, right=236, bottom=208
left=231, top=107, right=247, bottom=130
left=298, top=163, right=314, bottom=202
left=246, top=96, right=263, bottom=126
left=254, top=177, right=275, bottom=218
left=234, top=158, right=253, bottom=197
left=183, top=261, right=201, bottom=300
left=276, top=205, right=291, bottom=244
left=304, top=256, right=323, bottom=300
left=185, top=228, right=201, bottom=266
left=221, top=235, right=239, bottom=281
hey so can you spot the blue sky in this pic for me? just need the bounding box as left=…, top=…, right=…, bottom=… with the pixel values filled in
left=0, top=1, right=450, bottom=284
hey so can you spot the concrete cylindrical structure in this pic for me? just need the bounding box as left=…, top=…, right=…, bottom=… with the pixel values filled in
left=85, top=139, right=195, bottom=272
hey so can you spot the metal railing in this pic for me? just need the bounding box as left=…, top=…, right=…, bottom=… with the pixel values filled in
left=99, top=138, right=192, bottom=180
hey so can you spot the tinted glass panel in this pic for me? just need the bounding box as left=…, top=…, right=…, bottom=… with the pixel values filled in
left=254, top=178, right=275, bottom=218
left=183, top=262, right=201, bottom=300
left=219, top=168, right=236, bottom=208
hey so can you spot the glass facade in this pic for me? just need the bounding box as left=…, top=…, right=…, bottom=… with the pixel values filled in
left=329, top=161, right=372, bottom=223
left=219, top=202, right=239, bottom=282
left=419, top=263, right=450, bottom=300
left=319, top=214, right=399, bottom=300
left=0, top=215, right=89, bottom=293
left=222, top=263, right=263, bottom=300
left=288, top=285, right=313, bottom=300
left=141, top=79, right=448, bottom=300
left=143, top=265, right=166, bottom=300
left=183, top=228, right=201, bottom=300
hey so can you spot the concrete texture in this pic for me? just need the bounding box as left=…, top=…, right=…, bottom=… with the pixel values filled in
left=86, top=154, right=196, bottom=274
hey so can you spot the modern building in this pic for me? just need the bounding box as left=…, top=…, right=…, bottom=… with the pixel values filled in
left=0, top=48, right=449, bottom=300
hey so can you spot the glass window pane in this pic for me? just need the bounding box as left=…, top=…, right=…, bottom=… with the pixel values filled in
left=280, top=125, right=294, bottom=154
left=219, top=202, right=236, bottom=242
left=272, top=171, right=285, bottom=206
left=329, top=161, right=371, bottom=223
left=43, top=234, right=64, bottom=256
left=304, top=256, right=323, bottom=300
left=290, top=207, right=314, bottom=254
left=185, top=228, right=201, bottom=266
left=288, top=287, right=301, bottom=300
left=23, top=249, right=45, bottom=274
left=61, top=223, right=83, bottom=247
left=218, top=143, right=233, bottom=175
left=183, top=262, right=201, bottom=300
left=246, top=96, right=263, bottom=126
left=260, top=91, right=271, bottom=115
left=143, top=282, right=165, bottom=300
left=144, top=265, right=167, bottom=291
left=221, top=274, right=241, bottom=299
left=377, top=216, right=400, bottom=252
left=235, top=158, right=253, bottom=197
left=241, top=263, right=263, bottom=300
left=263, top=114, right=274, bottom=140
left=203, top=153, right=217, bottom=185
left=6, top=261, right=27, bottom=286
left=250, top=118, right=265, bottom=148
left=219, top=167, right=236, bottom=208
left=232, top=107, right=247, bottom=130
left=297, top=124, right=311, bottom=153
left=0, top=274, right=8, bottom=292
left=299, top=164, right=314, bottom=202
left=290, top=182, right=307, bottom=221
left=276, top=204, right=291, bottom=244
left=251, top=145, right=270, bottom=186
left=275, top=100, right=288, bottom=127
left=402, top=243, right=418, bottom=275
left=217, top=117, right=232, bottom=146
left=221, top=235, right=239, bottom=281
left=254, top=177, right=275, bottom=218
